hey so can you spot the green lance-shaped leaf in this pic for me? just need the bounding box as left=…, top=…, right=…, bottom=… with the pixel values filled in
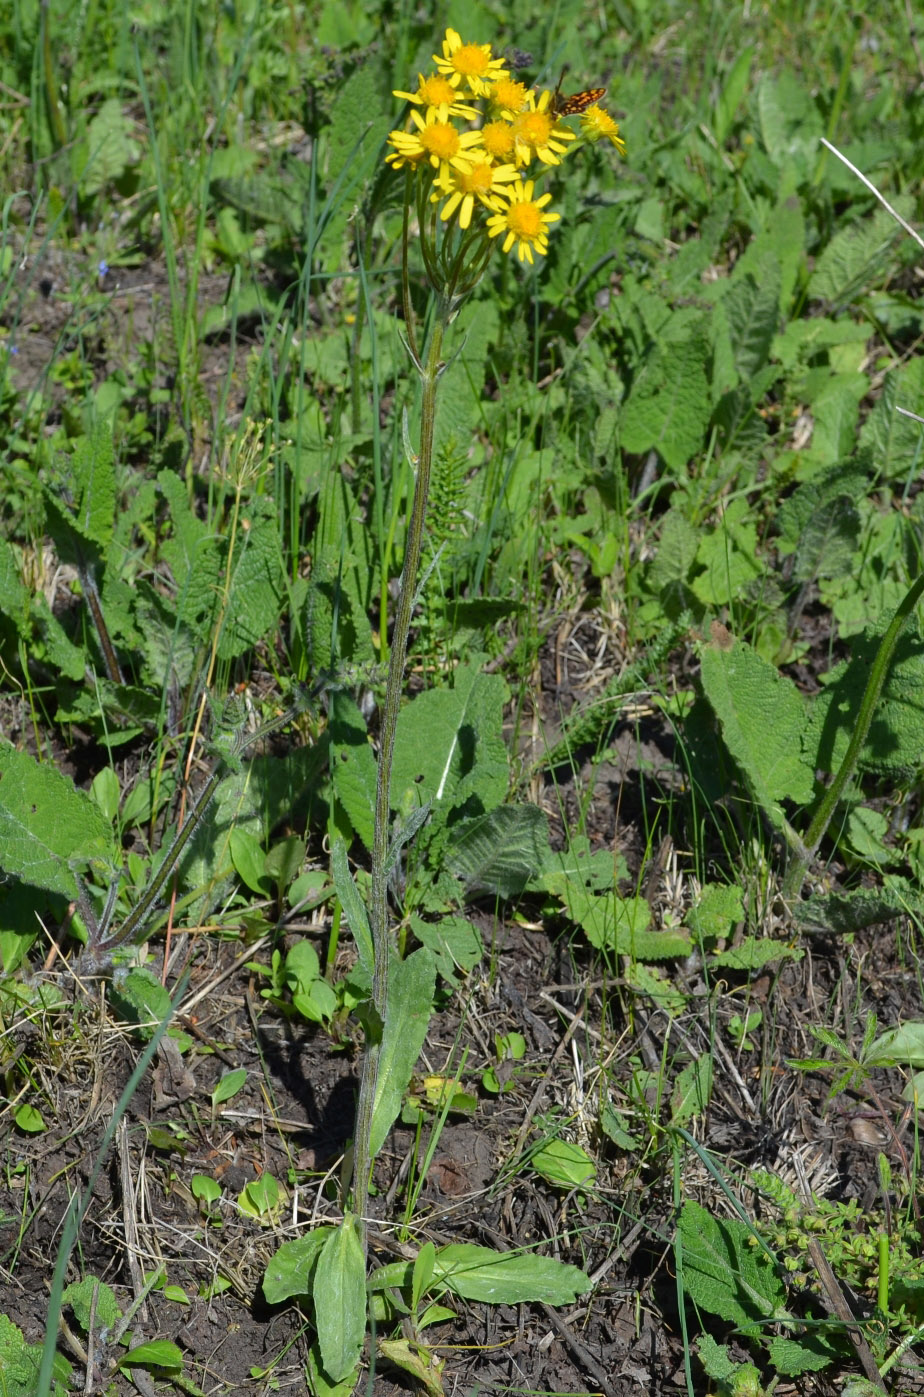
left=0, top=745, right=118, bottom=898
left=314, top=1215, right=367, bottom=1384
left=432, top=1244, right=591, bottom=1305
left=369, top=947, right=436, bottom=1159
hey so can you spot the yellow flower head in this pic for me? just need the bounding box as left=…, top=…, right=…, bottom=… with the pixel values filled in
left=433, top=27, right=508, bottom=96
left=386, top=105, right=484, bottom=179
left=486, top=75, right=530, bottom=115
left=486, top=179, right=560, bottom=264
left=393, top=71, right=479, bottom=120
left=580, top=103, right=627, bottom=154
left=481, top=119, right=517, bottom=162
left=510, top=89, right=577, bottom=167
left=432, top=157, right=518, bottom=229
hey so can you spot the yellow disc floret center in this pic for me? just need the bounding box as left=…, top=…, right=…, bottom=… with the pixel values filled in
left=482, top=121, right=515, bottom=158
left=508, top=201, right=544, bottom=239
left=453, top=43, right=490, bottom=77
left=419, top=75, right=458, bottom=106
left=514, top=111, right=553, bottom=147
left=461, top=163, right=494, bottom=194
left=491, top=77, right=527, bottom=109
left=421, top=122, right=461, bottom=159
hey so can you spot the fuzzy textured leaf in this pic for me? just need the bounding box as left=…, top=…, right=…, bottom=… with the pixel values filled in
left=699, top=629, right=816, bottom=819
left=0, top=745, right=117, bottom=898
left=444, top=804, right=549, bottom=898
left=678, top=1201, right=789, bottom=1333
left=620, top=318, right=711, bottom=471
left=804, top=625, right=924, bottom=779
left=391, top=664, right=508, bottom=820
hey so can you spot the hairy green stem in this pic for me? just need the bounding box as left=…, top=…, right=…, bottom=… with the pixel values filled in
left=783, top=572, right=924, bottom=901
left=351, top=296, right=448, bottom=1256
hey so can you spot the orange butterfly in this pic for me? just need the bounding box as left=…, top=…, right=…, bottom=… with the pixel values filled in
left=549, top=83, right=606, bottom=118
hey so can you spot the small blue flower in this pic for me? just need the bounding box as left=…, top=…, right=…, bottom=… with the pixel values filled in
left=8, top=344, right=18, bottom=355
left=97, top=260, right=109, bottom=278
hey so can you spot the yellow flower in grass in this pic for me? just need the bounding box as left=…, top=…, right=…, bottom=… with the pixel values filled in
left=481, top=119, right=517, bottom=162
left=486, top=75, right=530, bottom=115
left=393, top=72, right=479, bottom=120
left=433, top=27, right=508, bottom=96
left=386, top=105, right=484, bottom=178
left=433, top=157, right=518, bottom=229
left=580, top=104, right=627, bottom=154
left=510, top=89, right=576, bottom=167
left=486, top=179, right=560, bottom=264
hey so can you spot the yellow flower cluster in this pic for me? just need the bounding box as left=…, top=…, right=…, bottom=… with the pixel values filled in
left=386, top=29, right=626, bottom=266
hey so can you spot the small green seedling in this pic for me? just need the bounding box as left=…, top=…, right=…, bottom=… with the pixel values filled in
left=481, top=1031, right=527, bottom=1094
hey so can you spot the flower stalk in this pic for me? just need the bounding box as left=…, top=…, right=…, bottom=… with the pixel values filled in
left=347, top=26, right=626, bottom=1257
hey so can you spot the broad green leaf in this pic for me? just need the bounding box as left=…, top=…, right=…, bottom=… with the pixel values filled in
left=804, top=626, right=924, bottom=780
left=792, top=877, right=924, bottom=935
left=179, top=763, right=261, bottom=923
left=0, top=745, right=117, bottom=898
left=678, top=1201, right=789, bottom=1333
left=212, top=1069, right=247, bottom=1106
left=156, top=470, right=222, bottom=638
left=531, top=1139, right=596, bottom=1189
left=57, top=419, right=117, bottom=551
left=306, top=1342, right=358, bottom=1397
left=62, top=1277, right=121, bottom=1330
left=858, top=353, right=924, bottom=483
left=711, top=253, right=780, bottom=389
left=329, top=692, right=377, bottom=849
left=230, top=826, right=271, bottom=894
left=370, top=947, right=436, bottom=1158
left=262, top=1227, right=335, bottom=1303
left=91, top=767, right=120, bottom=824
left=713, top=46, right=753, bottom=144
left=433, top=1245, right=591, bottom=1305
left=0, top=1313, right=71, bottom=1397
left=564, top=885, right=689, bottom=959
left=619, top=317, right=711, bottom=471
left=412, top=1241, right=436, bottom=1315
left=528, top=836, right=623, bottom=896
left=444, top=804, right=549, bottom=898
left=13, top=1104, right=46, bottom=1133
left=866, top=1022, right=924, bottom=1069
left=120, top=1340, right=183, bottom=1370
left=767, top=1333, right=838, bottom=1376
left=109, top=969, right=172, bottom=1038
left=696, top=1334, right=737, bottom=1381
left=687, top=883, right=744, bottom=941
left=215, top=498, right=285, bottom=660
left=699, top=628, right=816, bottom=820
left=410, top=914, right=482, bottom=987
left=391, top=664, right=508, bottom=820
left=671, top=1056, right=713, bottom=1126
left=691, top=500, right=763, bottom=607
left=315, top=1215, right=367, bottom=1384
left=808, top=205, right=906, bottom=305
left=712, top=938, right=803, bottom=971
left=756, top=69, right=822, bottom=177
left=80, top=98, right=139, bottom=196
